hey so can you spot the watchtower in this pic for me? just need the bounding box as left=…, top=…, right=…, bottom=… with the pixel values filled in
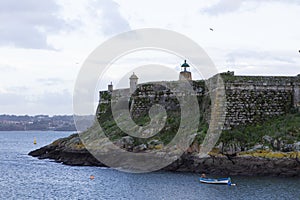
left=130, top=72, right=138, bottom=93
left=179, top=60, right=192, bottom=81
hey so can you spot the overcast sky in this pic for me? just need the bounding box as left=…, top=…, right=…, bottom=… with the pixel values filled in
left=0, top=0, right=300, bottom=115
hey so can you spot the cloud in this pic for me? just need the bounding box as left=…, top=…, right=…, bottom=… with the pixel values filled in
left=227, top=49, right=295, bottom=64
left=37, top=78, right=66, bottom=86
left=0, top=92, right=26, bottom=106
left=38, top=89, right=72, bottom=106
left=0, top=89, right=73, bottom=115
left=89, top=0, right=131, bottom=35
left=0, top=0, right=68, bottom=49
left=202, top=0, right=244, bottom=15
left=0, top=64, right=16, bottom=72
left=202, top=0, right=300, bottom=15
left=224, top=49, right=300, bottom=76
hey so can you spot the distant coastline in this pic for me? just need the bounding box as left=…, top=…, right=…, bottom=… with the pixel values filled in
left=0, top=114, right=76, bottom=131
left=0, top=114, right=92, bottom=131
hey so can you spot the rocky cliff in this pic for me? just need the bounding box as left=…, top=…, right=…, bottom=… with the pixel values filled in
left=28, top=132, right=300, bottom=177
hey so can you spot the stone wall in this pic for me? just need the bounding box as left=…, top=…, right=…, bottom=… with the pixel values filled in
left=98, top=73, right=300, bottom=130
left=221, top=73, right=299, bottom=129
left=293, top=75, right=300, bottom=108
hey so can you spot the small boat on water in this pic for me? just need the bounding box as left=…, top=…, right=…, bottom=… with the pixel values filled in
left=199, top=177, right=232, bottom=185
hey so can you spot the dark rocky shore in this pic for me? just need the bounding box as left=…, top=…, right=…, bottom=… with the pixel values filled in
left=29, top=134, right=300, bottom=177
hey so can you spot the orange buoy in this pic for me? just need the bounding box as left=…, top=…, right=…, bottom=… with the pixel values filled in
left=90, top=175, right=95, bottom=180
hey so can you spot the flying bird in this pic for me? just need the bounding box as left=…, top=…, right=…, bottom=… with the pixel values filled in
left=209, top=28, right=214, bottom=31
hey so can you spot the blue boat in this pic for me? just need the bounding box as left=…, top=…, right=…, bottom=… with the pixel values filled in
left=199, top=177, right=232, bottom=185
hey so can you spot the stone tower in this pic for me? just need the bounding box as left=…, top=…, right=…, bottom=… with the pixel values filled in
left=293, top=75, right=300, bottom=109
left=130, top=72, right=138, bottom=93
left=179, top=60, right=192, bottom=81
left=108, top=82, right=113, bottom=92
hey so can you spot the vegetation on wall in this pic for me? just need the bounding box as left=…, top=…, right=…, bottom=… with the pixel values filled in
left=219, top=112, right=300, bottom=152
left=97, top=78, right=300, bottom=153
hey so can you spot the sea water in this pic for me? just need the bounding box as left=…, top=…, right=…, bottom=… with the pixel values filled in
left=0, top=131, right=299, bottom=200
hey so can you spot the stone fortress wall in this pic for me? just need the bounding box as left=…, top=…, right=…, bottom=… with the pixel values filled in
left=98, top=71, right=300, bottom=129
left=220, top=72, right=300, bottom=129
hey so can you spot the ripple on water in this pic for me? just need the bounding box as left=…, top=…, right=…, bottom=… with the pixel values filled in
left=0, top=131, right=299, bottom=200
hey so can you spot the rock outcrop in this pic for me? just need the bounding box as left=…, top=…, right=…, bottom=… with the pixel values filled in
left=29, top=134, right=105, bottom=167
left=29, top=133, right=300, bottom=177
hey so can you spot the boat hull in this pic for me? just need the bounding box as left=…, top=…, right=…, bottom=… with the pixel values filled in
left=199, top=177, right=231, bottom=185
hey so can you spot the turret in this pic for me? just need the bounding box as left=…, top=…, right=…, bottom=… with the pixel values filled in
left=130, top=72, right=138, bottom=93
left=179, top=60, right=192, bottom=81
left=108, top=82, right=113, bottom=92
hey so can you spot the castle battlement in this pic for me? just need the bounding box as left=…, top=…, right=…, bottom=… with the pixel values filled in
left=98, top=68, right=300, bottom=129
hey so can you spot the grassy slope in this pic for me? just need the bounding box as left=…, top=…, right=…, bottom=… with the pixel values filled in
left=218, top=112, right=300, bottom=152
